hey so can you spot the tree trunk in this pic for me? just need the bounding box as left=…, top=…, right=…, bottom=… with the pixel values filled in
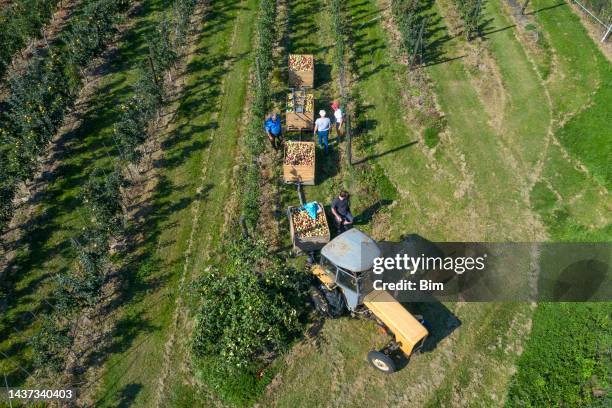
left=521, top=0, right=530, bottom=15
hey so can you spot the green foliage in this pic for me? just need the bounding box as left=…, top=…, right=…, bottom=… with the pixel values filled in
left=0, top=0, right=61, bottom=79
left=26, top=0, right=201, bottom=378
left=390, top=0, right=426, bottom=66
left=580, top=0, right=612, bottom=22
left=506, top=303, right=612, bottom=407
left=63, top=0, right=122, bottom=67
left=80, top=167, right=126, bottom=234
left=146, top=18, right=178, bottom=79
left=172, top=0, right=199, bottom=44
left=0, top=0, right=129, bottom=234
left=192, top=238, right=307, bottom=396
left=54, top=228, right=110, bottom=311
left=29, top=315, right=73, bottom=374
left=241, top=0, right=276, bottom=226
left=113, top=67, right=162, bottom=165
left=456, top=0, right=484, bottom=40
left=191, top=5, right=313, bottom=405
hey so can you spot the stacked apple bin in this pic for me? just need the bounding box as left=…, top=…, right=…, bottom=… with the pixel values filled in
left=284, top=54, right=330, bottom=255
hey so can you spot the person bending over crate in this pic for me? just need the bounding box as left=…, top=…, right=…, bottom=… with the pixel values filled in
left=264, top=112, right=283, bottom=151
left=314, top=110, right=331, bottom=154
left=331, top=191, right=353, bottom=233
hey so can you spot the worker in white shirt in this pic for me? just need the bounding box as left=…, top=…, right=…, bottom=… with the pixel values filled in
left=331, top=100, right=344, bottom=139
left=314, top=110, right=331, bottom=154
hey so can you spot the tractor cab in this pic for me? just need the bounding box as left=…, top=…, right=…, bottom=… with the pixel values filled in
left=313, top=228, right=381, bottom=311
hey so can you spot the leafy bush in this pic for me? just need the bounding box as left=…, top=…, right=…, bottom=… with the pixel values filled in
left=391, top=0, right=426, bottom=66
left=29, top=315, right=73, bottom=374
left=455, top=0, right=484, bottom=40
left=192, top=254, right=305, bottom=368
left=80, top=167, right=126, bottom=234
left=192, top=238, right=307, bottom=403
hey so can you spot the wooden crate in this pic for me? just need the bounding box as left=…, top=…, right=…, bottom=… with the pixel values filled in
left=288, top=54, right=314, bottom=88
left=283, top=141, right=315, bottom=185
left=286, top=111, right=314, bottom=130
left=288, top=70, right=314, bottom=88
left=286, top=92, right=314, bottom=130
left=287, top=203, right=330, bottom=254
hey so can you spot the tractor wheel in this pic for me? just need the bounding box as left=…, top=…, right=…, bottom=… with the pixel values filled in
left=309, top=285, right=330, bottom=316
left=322, top=288, right=346, bottom=317
left=367, top=351, right=396, bottom=374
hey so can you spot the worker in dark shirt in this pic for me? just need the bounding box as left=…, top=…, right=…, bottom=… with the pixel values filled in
left=331, top=191, right=353, bottom=233
left=264, top=112, right=283, bottom=150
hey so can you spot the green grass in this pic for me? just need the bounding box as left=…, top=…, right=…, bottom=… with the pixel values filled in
left=257, top=0, right=610, bottom=406
left=506, top=303, right=612, bottom=407
left=493, top=1, right=612, bottom=405
left=555, top=67, right=611, bottom=190
left=0, top=0, right=172, bottom=387
left=525, top=0, right=611, bottom=240
left=0, top=0, right=259, bottom=405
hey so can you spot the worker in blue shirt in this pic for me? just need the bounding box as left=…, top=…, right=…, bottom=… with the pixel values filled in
left=264, top=112, right=283, bottom=151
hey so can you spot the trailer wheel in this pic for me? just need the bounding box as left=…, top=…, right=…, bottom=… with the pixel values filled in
left=367, top=351, right=396, bottom=373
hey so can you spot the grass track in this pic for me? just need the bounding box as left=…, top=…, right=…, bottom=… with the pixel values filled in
left=92, top=0, right=259, bottom=406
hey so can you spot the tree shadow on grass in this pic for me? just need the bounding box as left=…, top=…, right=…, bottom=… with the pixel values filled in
left=315, top=145, right=340, bottom=185
left=0, top=0, right=246, bottom=391
left=115, top=383, right=143, bottom=408
left=355, top=199, right=393, bottom=225
left=288, top=0, right=325, bottom=54
left=85, top=310, right=158, bottom=370
left=353, top=140, right=418, bottom=165
left=526, top=1, right=566, bottom=16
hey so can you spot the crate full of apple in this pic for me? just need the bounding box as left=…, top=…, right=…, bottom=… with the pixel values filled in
left=288, top=54, right=314, bottom=87
left=289, top=54, right=314, bottom=71
left=283, top=141, right=315, bottom=185
left=287, top=202, right=330, bottom=253
left=284, top=140, right=314, bottom=166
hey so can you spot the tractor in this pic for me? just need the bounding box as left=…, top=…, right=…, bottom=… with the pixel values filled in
left=308, top=228, right=429, bottom=373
